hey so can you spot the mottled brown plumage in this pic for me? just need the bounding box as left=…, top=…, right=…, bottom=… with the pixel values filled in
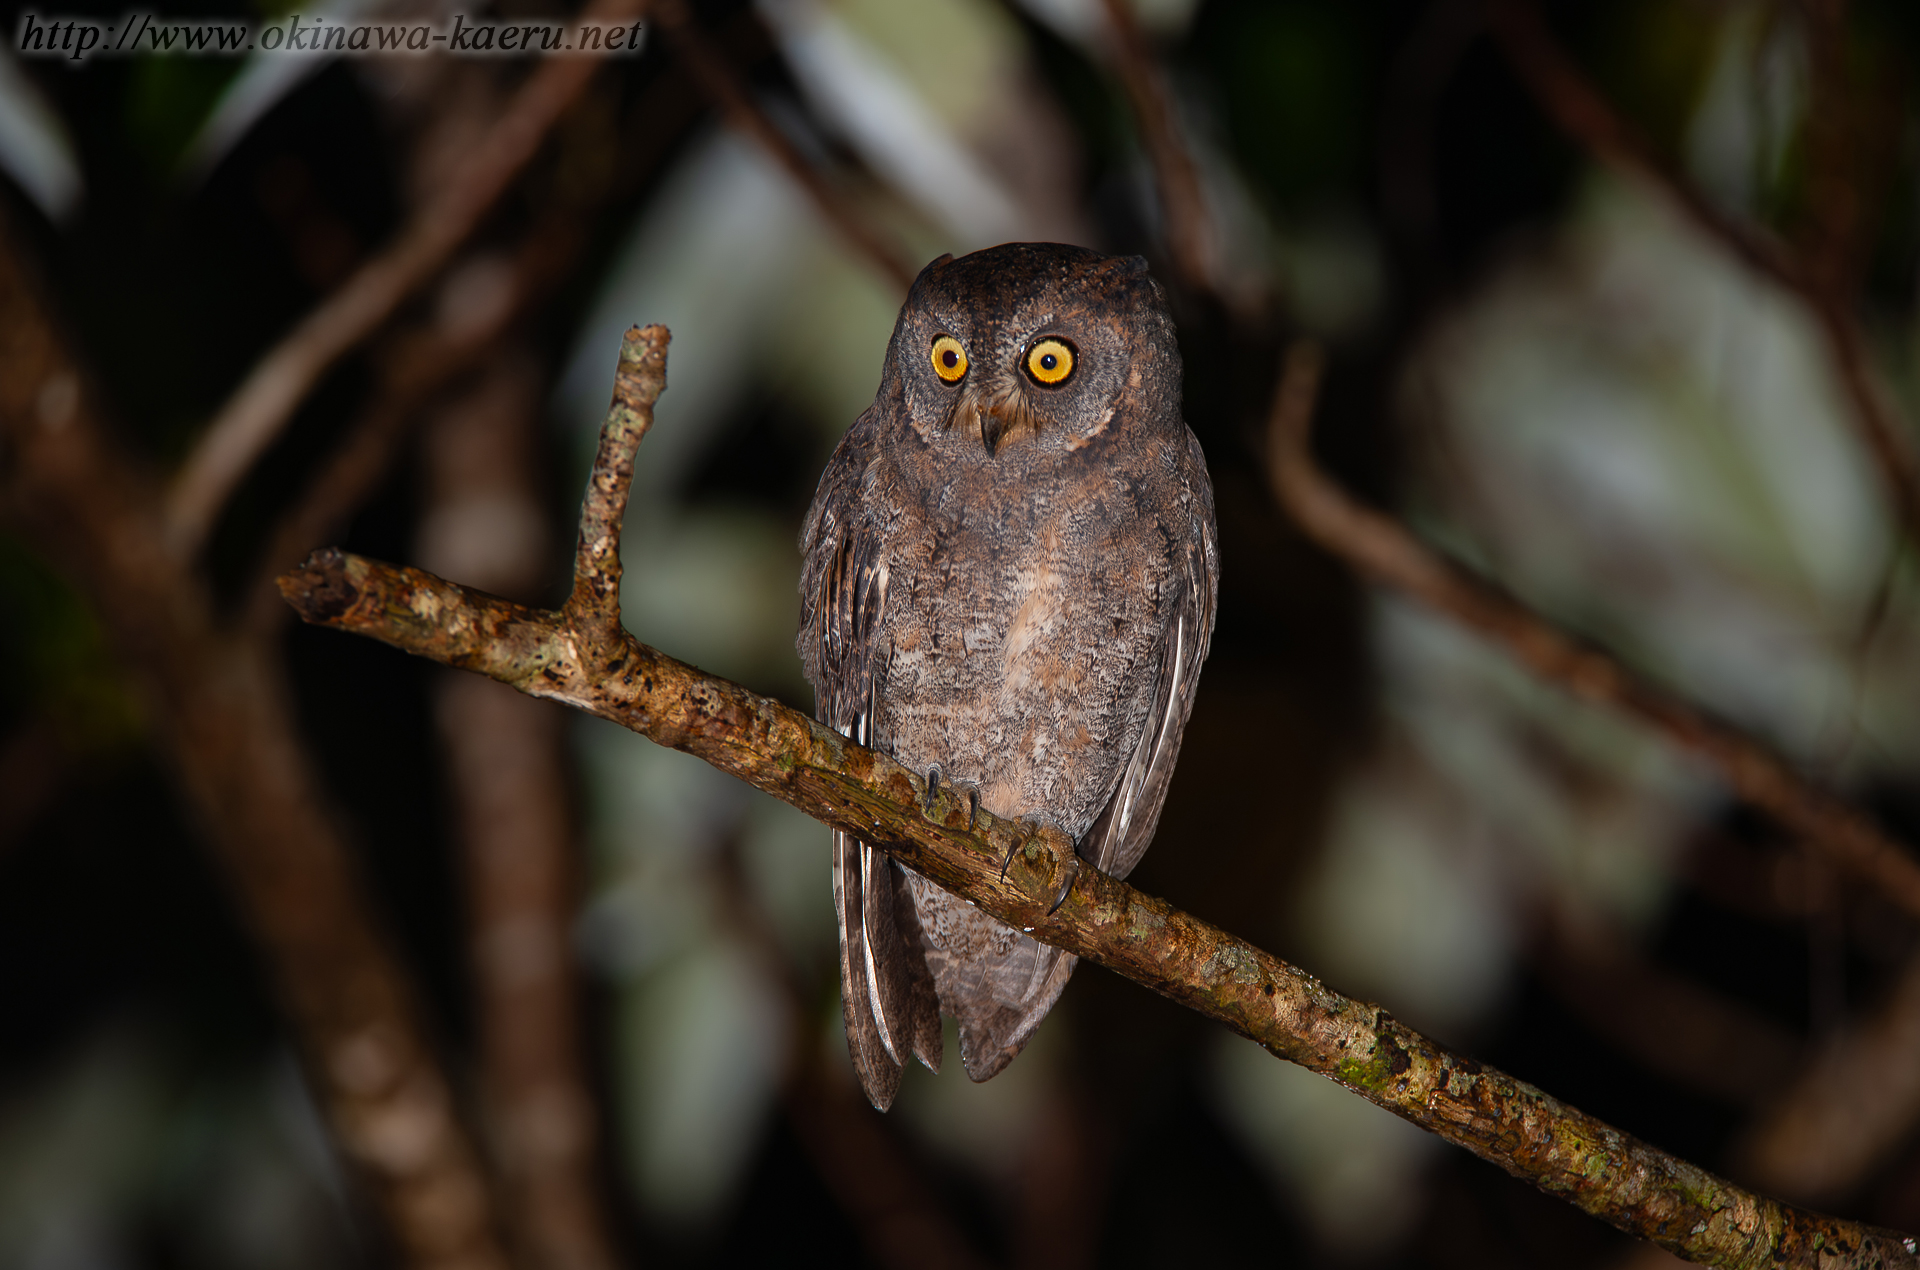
left=797, top=242, right=1218, bottom=1110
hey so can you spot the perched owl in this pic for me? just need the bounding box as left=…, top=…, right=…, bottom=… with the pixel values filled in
left=797, top=242, right=1218, bottom=1110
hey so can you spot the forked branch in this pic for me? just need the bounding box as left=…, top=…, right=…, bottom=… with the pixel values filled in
left=162, top=0, right=649, bottom=560
left=281, top=325, right=1919, bottom=1269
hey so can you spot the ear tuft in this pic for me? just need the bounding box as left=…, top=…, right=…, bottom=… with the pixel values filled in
left=910, top=254, right=957, bottom=295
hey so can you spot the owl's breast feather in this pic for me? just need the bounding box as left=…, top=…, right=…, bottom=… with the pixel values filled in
left=1000, top=558, right=1073, bottom=695
left=871, top=442, right=1175, bottom=836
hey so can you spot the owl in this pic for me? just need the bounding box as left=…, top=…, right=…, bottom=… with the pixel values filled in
left=797, top=242, right=1218, bottom=1110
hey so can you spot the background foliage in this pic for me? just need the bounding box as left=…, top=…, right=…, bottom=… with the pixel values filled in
left=2, top=0, right=1919, bottom=1265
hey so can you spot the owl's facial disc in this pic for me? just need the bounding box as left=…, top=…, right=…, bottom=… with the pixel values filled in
left=928, top=328, right=1083, bottom=456
left=923, top=332, right=1027, bottom=457
left=976, top=335, right=1076, bottom=455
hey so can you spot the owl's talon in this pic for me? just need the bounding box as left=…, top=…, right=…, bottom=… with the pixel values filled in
left=1047, top=858, right=1081, bottom=916
left=998, top=824, right=1041, bottom=879
left=933, top=774, right=981, bottom=831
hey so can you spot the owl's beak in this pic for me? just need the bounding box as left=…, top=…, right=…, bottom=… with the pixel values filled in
left=979, top=404, right=1008, bottom=457
left=951, top=383, right=1027, bottom=457
left=977, top=384, right=1031, bottom=457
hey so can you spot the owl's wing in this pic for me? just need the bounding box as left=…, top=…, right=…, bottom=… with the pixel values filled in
left=799, top=417, right=943, bottom=1112
left=1079, top=454, right=1218, bottom=881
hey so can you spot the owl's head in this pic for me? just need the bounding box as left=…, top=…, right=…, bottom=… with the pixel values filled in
left=881, top=242, right=1182, bottom=461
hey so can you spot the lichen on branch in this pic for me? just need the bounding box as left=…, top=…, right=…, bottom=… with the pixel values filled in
left=279, top=324, right=1920, bottom=1270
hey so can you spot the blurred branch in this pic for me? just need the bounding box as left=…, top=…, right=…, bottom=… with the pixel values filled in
left=444, top=679, right=616, bottom=1270
left=1734, top=949, right=1920, bottom=1206
left=244, top=44, right=708, bottom=636
left=282, top=325, right=1920, bottom=1269
left=1011, top=1086, right=1105, bottom=1270
left=422, top=361, right=620, bottom=1270
left=1683, top=827, right=1863, bottom=927
left=708, top=830, right=997, bottom=1270
left=1266, top=341, right=1920, bottom=925
left=1530, top=905, right=1801, bottom=1108
left=651, top=0, right=917, bottom=292
left=1096, top=0, right=1214, bottom=299
left=1487, top=0, right=1920, bottom=551
left=781, top=1061, right=998, bottom=1270
left=1485, top=0, right=1798, bottom=287
left=240, top=257, right=529, bottom=635
left=1798, top=0, right=1865, bottom=292
left=1809, top=298, right=1919, bottom=541
left=162, top=0, right=650, bottom=562
left=0, top=217, right=512, bottom=1270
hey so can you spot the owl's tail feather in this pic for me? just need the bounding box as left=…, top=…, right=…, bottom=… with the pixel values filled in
left=833, top=830, right=941, bottom=1111
left=953, top=941, right=1077, bottom=1083
left=885, top=861, right=946, bottom=1072
left=898, top=877, right=1077, bottom=1083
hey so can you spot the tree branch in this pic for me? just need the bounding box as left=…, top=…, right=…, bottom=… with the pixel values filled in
left=1096, top=0, right=1214, bottom=300
left=421, top=360, right=621, bottom=1270
left=1735, top=948, right=1920, bottom=1206
left=281, top=324, right=1920, bottom=1269
left=650, top=0, right=917, bottom=293
left=0, top=210, right=512, bottom=1270
left=162, top=0, right=649, bottom=561
left=707, top=837, right=995, bottom=1270
left=1266, top=340, right=1920, bottom=925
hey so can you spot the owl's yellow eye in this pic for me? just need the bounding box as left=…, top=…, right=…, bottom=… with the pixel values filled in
left=1024, top=338, right=1075, bottom=386
left=930, top=335, right=969, bottom=383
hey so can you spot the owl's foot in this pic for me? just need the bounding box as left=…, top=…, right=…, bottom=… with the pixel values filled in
left=992, top=839, right=1079, bottom=906
left=924, top=767, right=984, bottom=834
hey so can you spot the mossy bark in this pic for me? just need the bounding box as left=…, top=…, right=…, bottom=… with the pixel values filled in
left=282, top=326, right=1920, bottom=1270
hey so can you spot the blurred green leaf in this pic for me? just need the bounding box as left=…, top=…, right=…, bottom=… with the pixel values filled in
left=126, top=55, right=240, bottom=176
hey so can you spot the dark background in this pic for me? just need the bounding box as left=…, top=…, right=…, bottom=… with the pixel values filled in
left=3, top=0, right=1919, bottom=1265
